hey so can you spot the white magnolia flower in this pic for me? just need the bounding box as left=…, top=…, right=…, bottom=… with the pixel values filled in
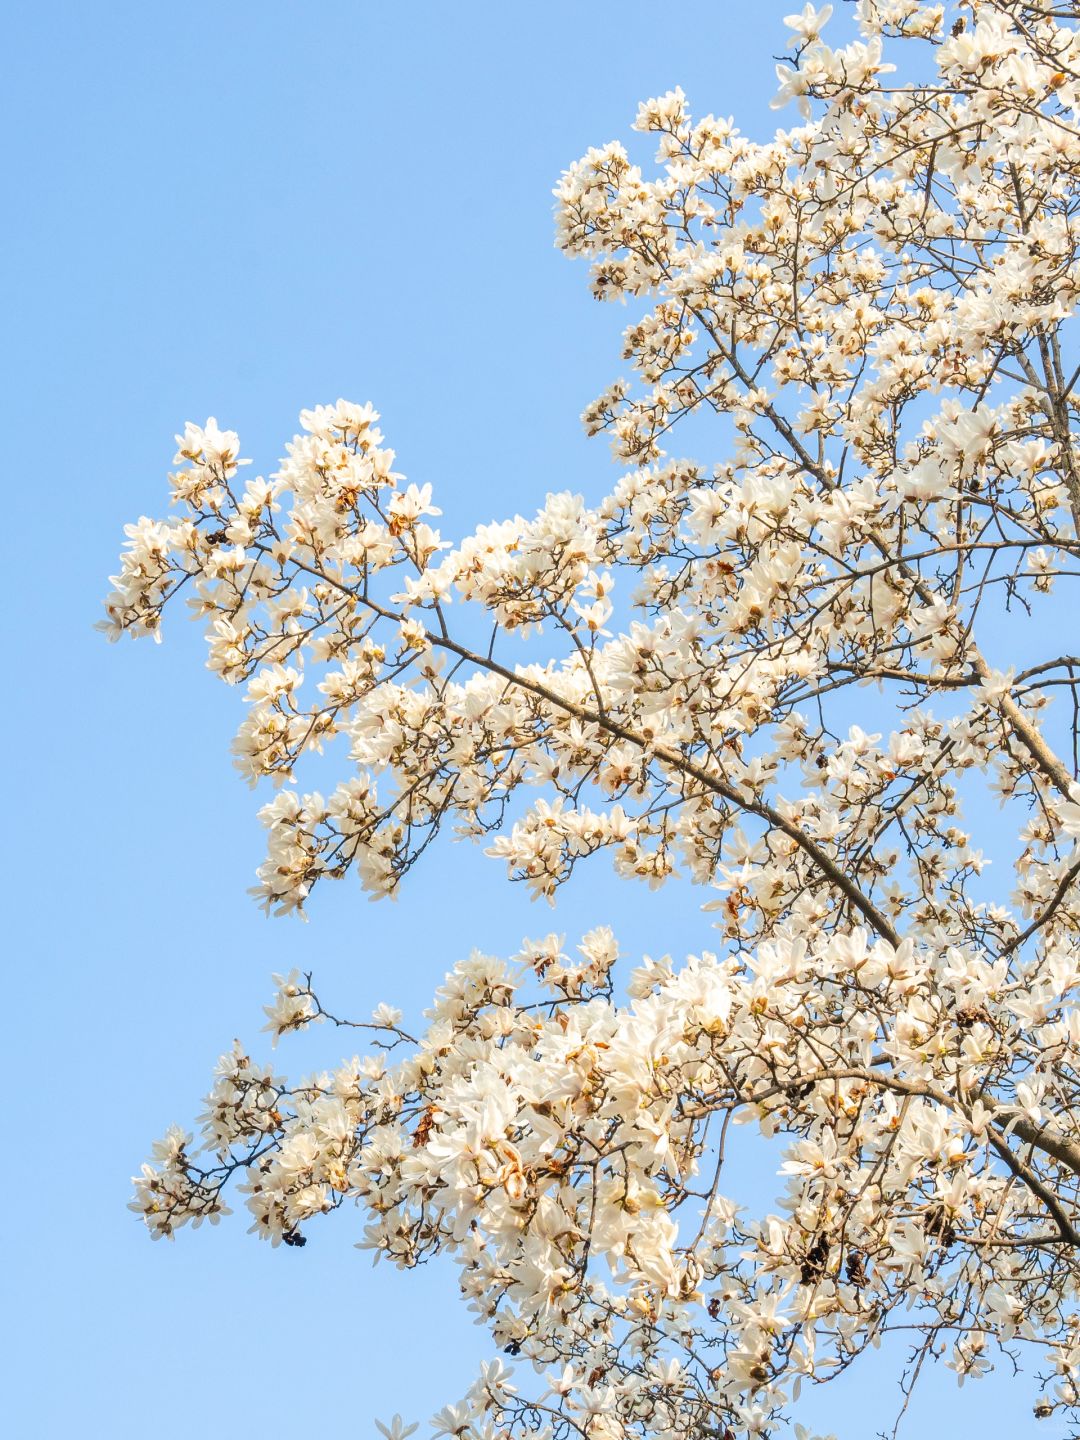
left=375, top=1418, right=418, bottom=1440
left=784, top=4, right=833, bottom=40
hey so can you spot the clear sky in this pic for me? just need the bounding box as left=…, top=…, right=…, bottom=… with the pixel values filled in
left=2, top=2, right=1062, bottom=1436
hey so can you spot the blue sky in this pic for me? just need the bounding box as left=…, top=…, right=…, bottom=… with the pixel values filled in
left=3, top=2, right=1060, bottom=1436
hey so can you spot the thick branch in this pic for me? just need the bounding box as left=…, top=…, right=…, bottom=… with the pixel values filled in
left=271, top=548, right=901, bottom=946
left=739, top=1063, right=1080, bottom=1186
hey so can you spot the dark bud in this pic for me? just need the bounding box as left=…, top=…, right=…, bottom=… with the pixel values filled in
left=707, top=1297, right=722, bottom=1320
left=955, top=1004, right=989, bottom=1028
left=800, top=1234, right=830, bottom=1285
left=504, top=1341, right=522, bottom=1357
left=846, top=1250, right=868, bottom=1287
left=923, top=1205, right=957, bottom=1247
left=951, top=17, right=965, bottom=35
left=283, top=1229, right=307, bottom=1248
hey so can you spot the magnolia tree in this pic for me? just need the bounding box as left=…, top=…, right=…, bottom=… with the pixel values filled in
left=101, top=2, right=1080, bottom=1435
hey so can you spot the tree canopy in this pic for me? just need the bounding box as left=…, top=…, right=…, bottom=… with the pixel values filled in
left=102, top=3, right=1080, bottom=1435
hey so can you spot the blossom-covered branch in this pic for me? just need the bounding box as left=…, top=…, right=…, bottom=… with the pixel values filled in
left=104, top=1, right=1080, bottom=1434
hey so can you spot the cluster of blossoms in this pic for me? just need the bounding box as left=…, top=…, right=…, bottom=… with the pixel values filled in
left=132, top=928, right=1080, bottom=1436
left=107, top=1, right=1080, bottom=1435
